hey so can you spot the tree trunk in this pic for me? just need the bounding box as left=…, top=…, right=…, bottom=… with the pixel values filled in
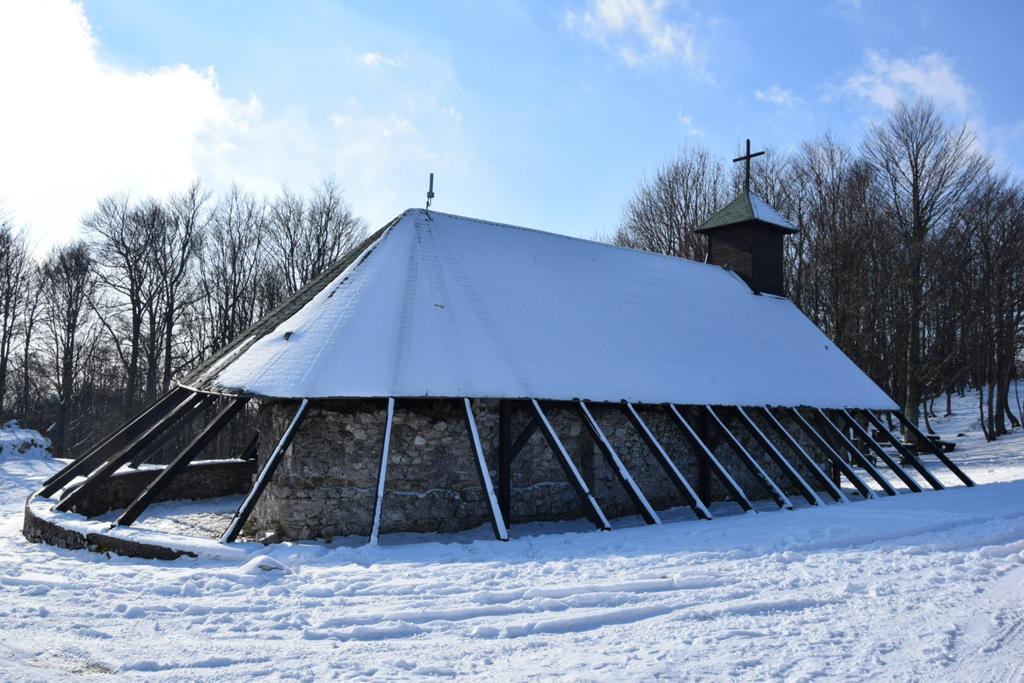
left=986, top=375, right=996, bottom=438
left=979, top=384, right=992, bottom=441
left=20, top=320, right=32, bottom=418
left=0, top=344, right=8, bottom=415
left=162, top=302, right=174, bottom=393
left=904, top=238, right=924, bottom=436
left=57, top=342, right=74, bottom=457
left=127, top=312, right=141, bottom=412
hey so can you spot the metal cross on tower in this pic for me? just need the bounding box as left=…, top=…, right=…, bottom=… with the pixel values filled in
left=732, top=139, right=765, bottom=193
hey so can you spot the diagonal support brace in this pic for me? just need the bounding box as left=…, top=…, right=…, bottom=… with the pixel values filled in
left=222, top=399, right=310, bottom=543
left=578, top=401, right=660, bottom=525
left=621, top=402, right=711, bottom=520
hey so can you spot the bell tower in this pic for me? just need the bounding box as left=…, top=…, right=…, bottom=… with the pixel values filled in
left=695, top=140, right=798, bottom=297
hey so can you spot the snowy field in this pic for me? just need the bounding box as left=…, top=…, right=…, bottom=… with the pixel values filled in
left=2, top=395, right=1024, bottom=681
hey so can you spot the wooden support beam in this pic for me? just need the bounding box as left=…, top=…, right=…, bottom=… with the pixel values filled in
left=497, top=399, right=512, bottom=524
left=836, top=409, right=922, bottom=493
left=861, top=411, right=944, bottom=490
left=130, top=397, right=213, bottom=468
left=508, top=416, right=539, bottom=462
left=696, top=407, right=712, bottom=500
left=577, top=402, right=660, bottom=525
left=54, top=393, right=213, bottom=512
left=782, top=408, right=875, bottom=500
left=464, top=399, right=510, bottom=540
left=621, top=402, right=711, bottom=520
left=369, top=398, right=395, bottom=545
left=530, top=399, right=611, bottom=530
left=39, top=386, right=192, bottom=498
left=666, top=404, right=755, bottom=512
left=222, top=399, right=310, bottom=543
left=892, top=411, right=975, bottom=487
left=702, top=406, right=793, bottom=510
left=733, top=406, right=823, bottom=506
left=493, top=407, right=543, bottom=527
left=238, top=432, right=259, bottom=462
left=758, top=407, right=847, bottom=503
left=114, top=397, right=249, bottom=527
left=811, top=408, right=897, bottom=496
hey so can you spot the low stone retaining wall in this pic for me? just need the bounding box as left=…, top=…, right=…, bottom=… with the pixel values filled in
left=23, top=459, right=255, bottom=559
left=61, top=459, right=256, bottom=517
left=22, top=498, right=197, bottom=560
left=248, top=399, right=838, bottom=541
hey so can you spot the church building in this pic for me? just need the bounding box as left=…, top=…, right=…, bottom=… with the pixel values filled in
left=24, top=155, right=974, bottom=558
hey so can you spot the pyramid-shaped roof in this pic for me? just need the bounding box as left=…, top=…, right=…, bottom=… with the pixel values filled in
left=183, top=209, right=894, bottom=409
left=696, top=191, right=798, bottom=233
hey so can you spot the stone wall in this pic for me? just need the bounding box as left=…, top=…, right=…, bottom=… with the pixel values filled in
left=247, top=399, right=840, bottom=541
left=63, top=460, right=255, bottom=518
left=22, top=498, right=196, bottom=560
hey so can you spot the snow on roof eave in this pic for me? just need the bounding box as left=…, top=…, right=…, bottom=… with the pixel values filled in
left=182, top=380, right=901, bottom=412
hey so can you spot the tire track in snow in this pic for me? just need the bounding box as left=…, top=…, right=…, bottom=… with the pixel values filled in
left=304, top=576, right=733, bottom=638
left=943, top=563, right=1024, bottom=682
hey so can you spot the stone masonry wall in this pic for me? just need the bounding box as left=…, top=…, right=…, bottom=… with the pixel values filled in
left=66, top=460, right=255, bottom=518
left=247, top=399, right=841, bottom=541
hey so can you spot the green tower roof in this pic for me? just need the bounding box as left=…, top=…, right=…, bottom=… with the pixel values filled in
left=696, top=191, right=798, bottom=233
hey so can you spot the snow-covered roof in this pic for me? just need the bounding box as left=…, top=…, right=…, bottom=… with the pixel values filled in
left=186, top=209, right=895, bottom=409
left=696, top=191, right=798, bottom=233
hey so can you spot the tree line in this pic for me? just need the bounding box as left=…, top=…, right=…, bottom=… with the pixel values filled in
left=0, top=97, right=1019, bottom=457
left=614, top=99, right=1023, bottom=441
left=0, top=179, right=366, bottom=456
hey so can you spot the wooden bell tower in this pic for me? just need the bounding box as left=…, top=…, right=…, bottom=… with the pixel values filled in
left=695, top=140, right=798, bottom=297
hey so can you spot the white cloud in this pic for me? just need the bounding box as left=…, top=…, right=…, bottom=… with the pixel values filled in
left=0, top=0, right=488, bottom=249
left=0, top=0, right=262, bottom=250
left=330, top=112, right=415, bottom=138
left=358, top=52, right=397, bottom=68
left=755, top=86, right=800, bottom=107
left=841, top=51, right=971, bottom=114
left=565, top=0, right=704, bottom=75
left=445, top=106, right=463, bottom=126
left=0, top=0, right=497, bottom=252
left=678, top=114, right=702, bottom=137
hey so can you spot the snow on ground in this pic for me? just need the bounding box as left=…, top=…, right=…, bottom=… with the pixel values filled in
left=2, top=393, right=1024, bottom=681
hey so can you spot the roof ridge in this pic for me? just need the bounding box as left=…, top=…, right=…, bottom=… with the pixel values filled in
left=412, top=208, right=730, bottom=276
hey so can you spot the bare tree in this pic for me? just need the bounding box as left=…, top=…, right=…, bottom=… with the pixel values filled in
left=862, top=99, right=990, bottom=427
left=200, top=186, right=268, bottom=353
left=84, top=194, right=158, bottom=410
left=0, top=219, right=31, bottom=413
left=612, top=147, right=726, bottom=260
left=157, top=181, right=208, bottom=392
left=127, top=198, right=171, bottom=403
left=957, top=174, right=1024, bottom=439
left=18, top=264, right=44, bottom=419
left=41, top=242, right=97, bottom=456
left=266, top=178, right=366, bottom=306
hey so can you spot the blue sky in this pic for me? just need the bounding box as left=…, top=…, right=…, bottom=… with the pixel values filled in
left=1, top=0, right=1022, bottom=250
